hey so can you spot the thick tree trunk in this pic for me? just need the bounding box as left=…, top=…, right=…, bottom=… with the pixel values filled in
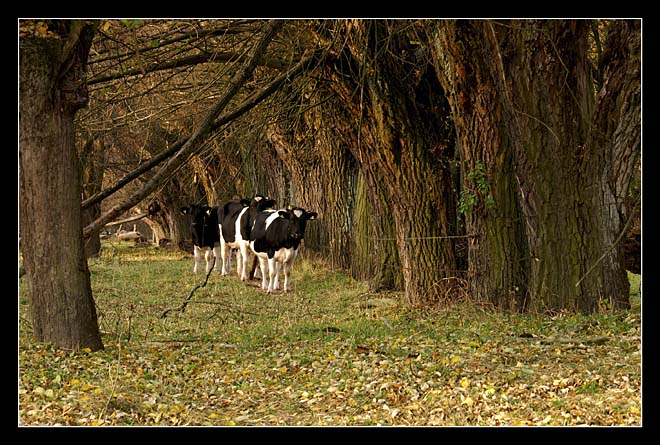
left=496, top=20, right=634, bottom=312
left=586, top=20, right=641, bottom=307
left=19, top=21, right=104, bottom=351
left=430, top=21, right=529, bottom=311
left=330, top=20, right=457, bottom=306
left=431, top=19, right=639, bottom=313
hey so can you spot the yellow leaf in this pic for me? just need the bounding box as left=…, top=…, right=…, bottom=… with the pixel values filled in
left=102, top=20, right=111, bottom=31
left=450, top=355, right=462, bottom=364
left=278, top=366, right=288, bottom=373
left=136, top=367, right=144, bottom=376
left=208, top=413, right=218, bottom=419
left=461, top=396, right=474, bottom=406
left=460, top=377, right=470, bottom=388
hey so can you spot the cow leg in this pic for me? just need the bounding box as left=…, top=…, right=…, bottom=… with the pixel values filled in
left=268, top=258, right=282, bottom=292
left=235, top=248, right=243, bottom=278
left=212, top=244, right=221, bottom=272
left=220, top=239, right=231, bottom=275
left=267, top=257, right=278, bottom=293
left=283, top=260, right=294, bottom=292
left=204, top=248, right=214, bottom=274
left=193, top=245, right=203, bottom=274
left=239, top=243, right=249, bottom=281
left=258, top=256, right=269, bottom=290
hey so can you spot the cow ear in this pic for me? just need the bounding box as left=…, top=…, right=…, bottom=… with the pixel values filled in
left=241, top=199, right=251, bottom=207
left=307, top=212, right=318, bottom=220
left=286, top=204, right=294, bottom=212
left=278, top=210, right=291, bottom=219
left=180, top=207, right=189, bottom=215
left=206, top=208, right=213, bottom=216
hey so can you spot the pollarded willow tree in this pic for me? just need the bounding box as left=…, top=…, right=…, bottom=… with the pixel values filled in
left=315, top=20, right=459, bottom=306
left=428, top=19, right=640, bottom=313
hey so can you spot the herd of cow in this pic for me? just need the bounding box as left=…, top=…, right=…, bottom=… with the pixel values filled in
left=180, top=195, right=317, bottom=293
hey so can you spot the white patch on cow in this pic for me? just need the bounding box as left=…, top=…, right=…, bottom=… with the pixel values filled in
left=234, top=207, right=249, bottom=243
left=293, top=209, right=303, bottom=218
left=263, top=210, right=281, bottom=231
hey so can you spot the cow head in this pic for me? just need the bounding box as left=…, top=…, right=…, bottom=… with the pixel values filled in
left=251, top=195, right=276, bottom=214
left=283, top=207, right=317, bottom=241
left=180, top=204, right=217, bottom=246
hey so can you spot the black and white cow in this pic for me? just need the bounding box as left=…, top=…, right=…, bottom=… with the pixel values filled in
left=249, top=206, right=317, bottom=293
left=218, top=197, right=251, bottom=277
left=180, top=204, right=220, bottom=274
left=218, top=195, right=276, bottom=280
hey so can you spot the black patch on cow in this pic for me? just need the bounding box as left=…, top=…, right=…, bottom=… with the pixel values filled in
left=180, top=204, right=219, bottom=248
left=241, top=196, right=276, bottom=240
left=218, top=198, right=250, bottom=243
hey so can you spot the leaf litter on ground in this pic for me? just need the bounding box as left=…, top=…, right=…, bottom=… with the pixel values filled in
left=18, top=242, right=642, bottom=426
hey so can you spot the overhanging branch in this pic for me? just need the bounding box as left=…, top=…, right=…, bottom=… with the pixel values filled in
left=82, top=20, right=286, bottom=239
left=80, top=48, right=323, bottom=224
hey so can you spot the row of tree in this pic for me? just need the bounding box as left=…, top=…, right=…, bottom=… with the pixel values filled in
left=19, top=19, right=641, bottom=351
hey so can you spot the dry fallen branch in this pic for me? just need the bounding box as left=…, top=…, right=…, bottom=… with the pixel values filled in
left=160, top=259, right=215, bottom=318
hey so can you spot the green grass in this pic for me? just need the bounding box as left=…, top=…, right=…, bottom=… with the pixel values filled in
left=18, top=241, right=642, bottom=426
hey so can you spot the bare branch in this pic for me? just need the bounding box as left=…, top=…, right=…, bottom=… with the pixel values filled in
left=80, top=44, right=323, bottom=219
left=82, top=20, right=286, bottom=239
left=89, top=51, right=292, bottom=85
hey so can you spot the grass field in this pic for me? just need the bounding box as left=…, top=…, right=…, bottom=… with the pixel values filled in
left=18, top=241, right=642, bottom=426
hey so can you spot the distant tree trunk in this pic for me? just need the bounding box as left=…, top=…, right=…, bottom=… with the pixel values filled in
left=19, top=20, right=104, bottom=351
left=352, top=166, right=403, bottom=292
left=80, top=136, right=105, bottom=258
left=308, top=98, right=360, bottom=270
